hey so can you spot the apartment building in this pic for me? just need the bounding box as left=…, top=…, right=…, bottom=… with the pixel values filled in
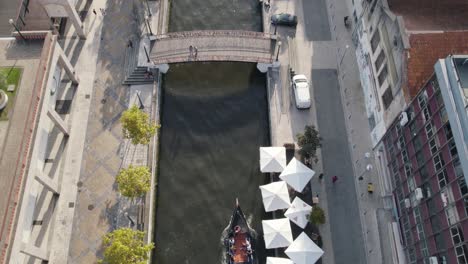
left=351, top=0, right=468, bottom=146
left=380, top=55, right=468, bottom=264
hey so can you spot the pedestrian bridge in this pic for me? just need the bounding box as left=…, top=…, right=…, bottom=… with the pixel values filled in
left=149, top=30, right=277, bottom=65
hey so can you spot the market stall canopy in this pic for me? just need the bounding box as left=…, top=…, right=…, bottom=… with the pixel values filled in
left=260, top=147, right=286, bottom=173
left=285, top=232, right=324, bottom=264
left=259, top=181, right=291, bottom=212
left=266, top=257, right=294, bottom=264
left=284, top=197, right=313, bottom=229
left=279, top=158, right=315, bottom=192
left=262, top=218, right=293, bottom=249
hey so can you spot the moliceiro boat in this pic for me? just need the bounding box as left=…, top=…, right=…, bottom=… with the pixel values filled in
left=224, top=199, right=254, bottom=264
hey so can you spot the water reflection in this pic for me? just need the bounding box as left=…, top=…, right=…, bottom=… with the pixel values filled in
left=154, top=62, right=270, bottom=264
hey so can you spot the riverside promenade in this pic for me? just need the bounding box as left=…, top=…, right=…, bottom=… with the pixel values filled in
left=264, top=0, right=394, bottom=263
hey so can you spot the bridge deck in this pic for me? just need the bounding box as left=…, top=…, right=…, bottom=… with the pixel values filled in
left=150, top=30, right=276, bottom=64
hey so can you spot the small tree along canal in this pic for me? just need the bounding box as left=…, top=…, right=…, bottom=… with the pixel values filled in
left=153, top=0, right=270, bottom=263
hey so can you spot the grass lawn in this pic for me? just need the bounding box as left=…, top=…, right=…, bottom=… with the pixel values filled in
left=0, top=67, right=23, bottom=121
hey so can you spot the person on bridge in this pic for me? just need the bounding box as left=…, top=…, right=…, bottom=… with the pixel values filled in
left=189, top=45, right=194, bottom=57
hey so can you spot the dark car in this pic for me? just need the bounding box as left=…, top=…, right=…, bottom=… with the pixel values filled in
left=271, top=13, right=298, bottom=26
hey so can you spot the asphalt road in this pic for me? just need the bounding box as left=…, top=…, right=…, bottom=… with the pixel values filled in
left=313, top=69, right=367, bottom=264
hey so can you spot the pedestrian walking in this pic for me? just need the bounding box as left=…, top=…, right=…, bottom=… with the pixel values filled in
left=127, top=39, right=133, bottom=48
left=194, top=46, right=198, bottom=58
left=318, top=173, right=324, bottom=180
left=100, top=8, right=106, bottom=15
left=332, top=175, right=338, bottom=184
left=189, top=45, right=194, bottom=57
left=92, top=9, right=97, bottom=15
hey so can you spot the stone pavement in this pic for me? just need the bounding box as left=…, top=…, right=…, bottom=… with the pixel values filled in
left=325, top=0, right=395, bottom=263
left=63, top=0, right=155, bottom=263
left=267, top=0, right=395, bottom=263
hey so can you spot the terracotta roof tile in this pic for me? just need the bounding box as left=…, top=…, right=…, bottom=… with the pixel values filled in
left=388, top=0, right=468, bottom=31
left=405, top=31, right=468, bottom=100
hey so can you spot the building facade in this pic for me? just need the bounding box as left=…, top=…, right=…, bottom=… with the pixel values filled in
left=381, top=56, right=468, bottom=264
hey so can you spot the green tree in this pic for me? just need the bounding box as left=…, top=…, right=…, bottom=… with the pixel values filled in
left=116, top=165, right=151, bottom=198
left=309, top=205, right=325, bottom=226
left=99, top=228, right=154, bottom=264
left=296, top=125, right=321, bottom=163
left=121, top=105, right=159, bottom=145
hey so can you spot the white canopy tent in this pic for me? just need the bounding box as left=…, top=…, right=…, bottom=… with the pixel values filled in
left=284, top=197, right=313, bottom=229
left=266, top=257, right=294, bottom=264
left=259, top=147, right=286, bottom=173
left=285, top=232, right=324, bottom=264
left=259, top=181, right=291, bottom=212
left=262, top=218, right=293, bottom=249
left=279, top=158, right=316, bottom=192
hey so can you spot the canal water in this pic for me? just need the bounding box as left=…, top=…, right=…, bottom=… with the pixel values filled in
left=154, top=0, right=269, bottom=263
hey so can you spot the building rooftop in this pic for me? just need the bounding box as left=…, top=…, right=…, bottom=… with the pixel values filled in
left=405, top=31, right=468, bottom=100
left=453, top=57, right=468, bottom=98
left=387, top=0, right=468, bottom=31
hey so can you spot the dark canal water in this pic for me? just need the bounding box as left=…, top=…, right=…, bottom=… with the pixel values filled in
left=154, top=0, right=269, bottom=263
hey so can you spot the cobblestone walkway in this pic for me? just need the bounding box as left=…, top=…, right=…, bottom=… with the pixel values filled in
left=67, top=0, right=147, bottom=262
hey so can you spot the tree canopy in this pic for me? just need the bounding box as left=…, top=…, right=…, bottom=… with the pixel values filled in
left=296, top=125, right=322, bottom=162
left=120, top=105, right=159, bottom=145
left=116, top=165, right=151, bottom=198
left=309, top=205, right=325, bottom=226
left=99, top=228, right=154, bottom=264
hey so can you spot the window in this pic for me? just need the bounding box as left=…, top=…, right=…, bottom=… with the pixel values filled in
left=427, top=198, right=438, bottom=216
left=459, top=177, right=468, bottom=196
left=455, top=244, right=468, bottom=264
left=420, top=166, right=429, bottom=181
left=430, top=215, right=441, bottom=232
left=398, top=135, right=406, bottom=149
left=451, top=225, right=464, bottom=245
left=425, top=122, right=434, bottom=139
left=402, top=149, right=409, bottom=164
left=465, top=197, right=468, bottom=217
left=445, top=206, right=458, bottom=226
left=418, top=91, right=428, bottom=108
left=413, top=135, right=423, bottom=152
left=453, top=158, right=464, bottom=178
left=434, top=154, right=445, bottom=172
left=370, top=30, right=380, bottom=53
left=448, top=139, right=458, bottom=158
left=420, top=240, right=429, bottom=258
left=416, top=151, right=425, bottom=168
left=432, top=79, right=440, bottom=92
left=440, top=106, right=448, bottom=123
left=423, top=107, right=432, bottom=122
left=382, top=86, right=393, bottom=109
left=434, top=233, right=446, bottom=251
left=437, top=169, right=448, bottom=189
left=378, top=65, right=389, bottom=86
left=408, top=176, right=416, bottom=191
left=405, top=163, right=412, bottom=178
left=409, top=121, right=417, bottom=136
left=408, top=246, right=416, bottom=264
left=436, top=90, right=444, bottom=107
left=429, top=138, right=439, bottom=155
left=375, top=50, right=386, bottom=71
left=445, top=123, right=453, bottom=141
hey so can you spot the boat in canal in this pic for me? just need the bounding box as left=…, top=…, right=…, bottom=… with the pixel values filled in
left=224, top=199, right=254, bottom=264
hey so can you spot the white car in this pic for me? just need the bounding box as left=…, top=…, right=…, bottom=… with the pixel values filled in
left=292, top=74, right=311, bottom=109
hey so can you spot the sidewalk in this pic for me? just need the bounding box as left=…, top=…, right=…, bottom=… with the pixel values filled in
left=63, top=0, right=155, bottom=263
left=325, top=0, right=394, bottom=263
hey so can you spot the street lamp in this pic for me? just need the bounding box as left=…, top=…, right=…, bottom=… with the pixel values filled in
left=143, top=45, right=150, bottom=63
left=275, top=41, right=282, bottom=61
left=339, top=44, right=350, bottom=65
left=8, top=19, right=25, bottom=41
left=145, top=0, right=152, bottom=17
left=145, top=15, right=153, bottom=36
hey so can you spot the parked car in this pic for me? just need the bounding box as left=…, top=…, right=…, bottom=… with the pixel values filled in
left=271, top=13, right=298, bottom=26
left=292, top=74, right=311, bottom=109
